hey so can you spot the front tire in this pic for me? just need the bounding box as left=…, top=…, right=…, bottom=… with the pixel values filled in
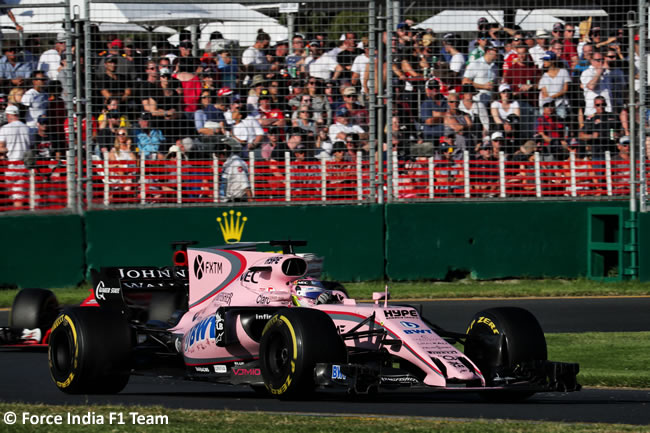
left=259, top=308, right=346, bottom=399
left=465, top=307, right=547, bottom=402
left=10, top=288, right=59, bottom=333
left=48, top=307, right=132, bottom=394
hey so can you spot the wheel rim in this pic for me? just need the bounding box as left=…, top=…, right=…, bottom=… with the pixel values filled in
left=50, top=327, right=74, bottom=379
left=266, top=331, right=292, bottom=378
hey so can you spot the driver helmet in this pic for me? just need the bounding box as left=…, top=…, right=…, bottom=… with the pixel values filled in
left=291, top=278, right=329, bottom=307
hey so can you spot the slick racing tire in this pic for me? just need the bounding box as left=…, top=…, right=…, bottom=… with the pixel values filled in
left=10, top=288, right=59, bottom=333
left=48, top=307, right=132, bottom=394
left=259, top=308, right=346, bottom=399
left=465, top=307, right=547, bottom=402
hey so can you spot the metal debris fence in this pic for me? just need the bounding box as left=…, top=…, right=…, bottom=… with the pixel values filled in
left=0, top=0, right=647, bottom=212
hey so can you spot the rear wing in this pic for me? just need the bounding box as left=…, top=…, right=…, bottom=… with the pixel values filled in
left=90, top=266, right=188, bottom=312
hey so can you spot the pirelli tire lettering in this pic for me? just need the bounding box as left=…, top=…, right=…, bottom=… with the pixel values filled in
left=466, top=316, right=501, bottom=335
left=258, top=309, right=346, bottom=398
left=48, top=314, right=78, bottom=389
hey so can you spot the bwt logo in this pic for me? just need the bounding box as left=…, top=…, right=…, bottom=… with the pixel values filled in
left=193, top=255, right=223, bottom=280
left=400, top=321, right=420, bottom=329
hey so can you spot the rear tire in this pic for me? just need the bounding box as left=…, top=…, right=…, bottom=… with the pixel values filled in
left=48, top=307, right=132, bottom=394
left=10, top=288, right=59, bottom=333
left=465, top=307, right=547, bottom=402
left=259, top=308, right=346, bottom=399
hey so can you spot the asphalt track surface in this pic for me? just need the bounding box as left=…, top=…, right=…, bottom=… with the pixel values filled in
left=1, top=297, right=650, bottom=425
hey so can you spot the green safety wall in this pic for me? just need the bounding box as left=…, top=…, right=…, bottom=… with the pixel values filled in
left=0, top=214, right=85, bottom=288
left=639, top=212, right=650, bottom=282
left=2, top=202, right=649, bottom=288
left=385, top=202, right=629, bottom=280
left=84, top=205, right=385, bottom=281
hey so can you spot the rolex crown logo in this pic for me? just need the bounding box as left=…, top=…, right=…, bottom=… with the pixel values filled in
left=217, top=210, right=247, bottom=244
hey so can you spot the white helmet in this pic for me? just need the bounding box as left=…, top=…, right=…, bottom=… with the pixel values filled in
left=291, top=279, right=332, bottom=307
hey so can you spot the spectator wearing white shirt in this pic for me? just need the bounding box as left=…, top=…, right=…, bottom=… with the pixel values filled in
left=232, top=109, right=265, bottom=152
left=20, top=71, right=49, bottom=128
left=328, top=106, right=365, bottom=144
left=529, top=30, right=550, bottom=69
left=580, top=51, right=612, bottom=117
left=538, top=52, right=571, bottom=118
left=37, top=33, right=66, bottom=82
left=463, top=45, right=499, bottom=107
left=441, top=34, right=466, bottom=80
left=241, top=32, right=271, bottom=84
left=0, top=104, right=31, bottom=208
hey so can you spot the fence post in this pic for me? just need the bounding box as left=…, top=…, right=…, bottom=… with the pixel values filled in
left=321, top=158, right=327, bottom=202
left=499, top=151, right=506, bottom=198
left=29, top=169, right=36, bottom=211
left=140, top=151, right=146, bottom=205
left=534, top=152, right=541, bottom=197
left=103, top=152, right=109, bottom=207
left=176, top=152, right=182, bottom=204
left=249, top=152, right=255, bottom=199
left=284, top=151, right=291, bottom=202
left=569, top=152, right=577, bottom=197
left=249, top=151, right=255, bottom=201
left=463, top=150, right=470, bottom=198
left=358, top=151, right=364, bottom=201
left=428, top=157, right=435, bottom=199
left=213, top=155, right=220, bottom=203
left=606, top=151, right=613, bottom=196
left=391, top=150, right=398, bottom=200
left=66, top=149, right=75, bottom=210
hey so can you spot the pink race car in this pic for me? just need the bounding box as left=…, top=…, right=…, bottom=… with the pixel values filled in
left=47, top=241, right=580, bottom=400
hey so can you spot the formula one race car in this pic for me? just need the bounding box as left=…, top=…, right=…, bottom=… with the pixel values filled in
left=44, top=240, right=579, bottom=400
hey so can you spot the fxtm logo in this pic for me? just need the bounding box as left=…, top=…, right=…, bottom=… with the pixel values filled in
left=217, top=210, right=248, bottom=244
left=193, top=255, right=223, bottom=280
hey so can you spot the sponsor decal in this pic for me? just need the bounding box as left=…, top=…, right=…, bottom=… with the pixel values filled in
left=255, top=313, right=273, bottom=320
left=94, top=280, right=120, bottom=301
left=233, top=368, right=261, bottom=376
left=214, top=292, right=233, bottom=306
left=404, top=329, right=433, bottom=335
left=336, top=324, right=346, bottom=334
left=264, top=256, right=282, bottom=265
left=241, top=269, right=262, bottom=284
left=193, top=255, right=223, bottom=280
left=384, top=309, right=418, bottom=319
left=184, top=315, right=216, bottom=351
left=195, top=366, right=210, bottom=373
left=217, top=210, right=247, bottom=244
left=215, top=312, right=225, bottom=345
left=331, top=365, right=346, bottom=380
left=380, top=376, right=419, bottom=385
left=213, top=365, right=227, bottom=374
left=117, top=268, right=181, bottom=279
left=400, top=321, right=419, bottom=329
left=256, top=294, right=271, bottom=305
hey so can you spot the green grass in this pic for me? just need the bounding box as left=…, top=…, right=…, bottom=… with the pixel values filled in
left=0, top=404, right=647, bottom=433
left=548, top=332, right=650, bottom=389
left=2, top=279, right=650, bottom=308
left=346, top=279, right=650, bottom=300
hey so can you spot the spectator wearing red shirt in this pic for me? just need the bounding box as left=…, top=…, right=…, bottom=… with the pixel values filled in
left=536, top=101, right=569, bottom=160
left=561, top=24, right=579, bottom=69
left=174, top=57, right=201, bottom=113
left=258, top=89, right=286, bottom=134
left=503, top=41, right=540, bottom=139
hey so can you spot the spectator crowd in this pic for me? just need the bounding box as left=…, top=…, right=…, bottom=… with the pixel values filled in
left=0, top=14, right=648, bottom=204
